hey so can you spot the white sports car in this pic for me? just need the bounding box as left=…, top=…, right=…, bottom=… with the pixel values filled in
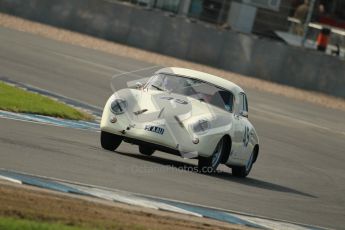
left=100, top=67, right=259, bottom=177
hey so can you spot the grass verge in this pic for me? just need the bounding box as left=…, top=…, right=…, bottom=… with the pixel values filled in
left=0, top=81, right=93, bottom=121
left=0, top=217, right=88, bottom=230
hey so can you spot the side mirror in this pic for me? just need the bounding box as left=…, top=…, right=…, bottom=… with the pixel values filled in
left=135, top=82, right=143, bottom=89
left=240, top=110, right=248, bottom=118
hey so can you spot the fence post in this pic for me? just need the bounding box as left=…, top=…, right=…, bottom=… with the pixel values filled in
left=178, top=0, right=191, bottom=16
left=302, top=0, right=316, bottom=47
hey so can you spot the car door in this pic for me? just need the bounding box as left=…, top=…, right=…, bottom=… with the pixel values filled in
left=230, top=93, right=245, bottom=161
left=237, top=93, right=253, bottom=162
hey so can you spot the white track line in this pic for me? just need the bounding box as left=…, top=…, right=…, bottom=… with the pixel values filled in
left=63, top=184, right=202, bottom=217
left=251, top=106, right=345, bottom=136
left=0, top=175, right=22, bottom=184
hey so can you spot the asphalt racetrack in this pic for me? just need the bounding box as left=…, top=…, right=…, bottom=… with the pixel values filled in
left=1, top=27, right=345, bottom=229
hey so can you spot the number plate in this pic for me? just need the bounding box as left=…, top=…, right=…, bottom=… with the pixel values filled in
left=144, top=125, right=165, bottom=135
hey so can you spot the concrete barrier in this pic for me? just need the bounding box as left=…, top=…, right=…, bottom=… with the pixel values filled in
left=0, top=0, right=344, bottom=98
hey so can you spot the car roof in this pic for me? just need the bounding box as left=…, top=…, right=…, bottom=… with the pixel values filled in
left=156, top=67, right=244, bottom=95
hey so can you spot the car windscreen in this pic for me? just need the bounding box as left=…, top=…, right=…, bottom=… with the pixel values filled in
left=145, top=73, right=234, bottom=112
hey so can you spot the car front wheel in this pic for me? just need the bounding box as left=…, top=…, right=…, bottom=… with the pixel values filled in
left=100, top=131, right=122, bottom=151
left=232, top=151, right=254, bottom=178
left=139, top=145, right=155, bottom=156
left=198, top=137, right=225, bottom=174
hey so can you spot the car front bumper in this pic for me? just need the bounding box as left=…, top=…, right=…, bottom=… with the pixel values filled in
left=100, top=108, right=221, bottom=158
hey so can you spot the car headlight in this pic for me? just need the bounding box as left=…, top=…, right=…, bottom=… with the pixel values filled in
left=110, top=99, right=127, bottom=114
left=192, top=119, right=210, bottom=133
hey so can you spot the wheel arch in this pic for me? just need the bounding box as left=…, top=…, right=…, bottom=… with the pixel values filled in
left=220, top=134, right=232, bottom=164
left=253, top=144, right=259, bottom=163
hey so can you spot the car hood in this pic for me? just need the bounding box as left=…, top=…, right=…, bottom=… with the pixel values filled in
left=114, top=88, right=233, bottom=131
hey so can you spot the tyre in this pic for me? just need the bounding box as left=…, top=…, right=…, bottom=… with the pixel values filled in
left=139, top=145, right=155, bottom=156
left=198, top=137, right=225, bottom=174
left=232, top=151, right=254, bottom=178
left=100, top=131, right=122, bottom=151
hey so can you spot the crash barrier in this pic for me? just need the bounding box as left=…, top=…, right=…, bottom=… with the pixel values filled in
left=0, top=0, right=344, bottom=98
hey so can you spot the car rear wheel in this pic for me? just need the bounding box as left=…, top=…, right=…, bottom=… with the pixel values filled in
left=100, top=131, right=122, bottom=151
left=198, top=137, right=225, bottom=173
left=139, top=145, right=155, bottom=156
left=232, top=151, right=254, bottom=178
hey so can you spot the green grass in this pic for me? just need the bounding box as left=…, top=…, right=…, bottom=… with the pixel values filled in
left=0, top=82, right=93, bottom=121
left=0, top=217, right=149, bottom=230
left=0, top=217, right=90, bottom=230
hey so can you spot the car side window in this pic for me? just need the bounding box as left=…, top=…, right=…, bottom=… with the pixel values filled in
left=243, top=94, right=248, bottom=112
left=239, top=93, right=248, bottom=112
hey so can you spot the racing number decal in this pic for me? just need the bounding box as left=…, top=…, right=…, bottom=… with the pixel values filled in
left=243, top=126, right=250, bottom=147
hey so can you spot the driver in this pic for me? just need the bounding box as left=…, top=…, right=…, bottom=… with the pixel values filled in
left=209, top=90, right=233, bottom=112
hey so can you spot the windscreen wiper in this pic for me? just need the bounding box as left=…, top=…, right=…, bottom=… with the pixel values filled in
left=151, top=84, right=165, bottom=91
